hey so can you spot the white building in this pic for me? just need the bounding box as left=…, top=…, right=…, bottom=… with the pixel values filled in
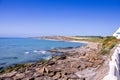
left=113, top=28, right=120, bottom=39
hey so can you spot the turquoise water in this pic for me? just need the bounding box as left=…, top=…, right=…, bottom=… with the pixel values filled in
left=0, top=38, right=86, bottom=68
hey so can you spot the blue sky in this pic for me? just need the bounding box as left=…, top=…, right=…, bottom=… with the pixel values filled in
left=0, top=0, right=120, bottom=37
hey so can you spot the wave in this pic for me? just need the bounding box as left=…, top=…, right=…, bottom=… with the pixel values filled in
left=24, top=51, right=30, bottom=54
left=33, top=50, right=47, bottom=54
left=33, top=50, right=38, bottom=53
left=42, top=56, right=52, bottom=60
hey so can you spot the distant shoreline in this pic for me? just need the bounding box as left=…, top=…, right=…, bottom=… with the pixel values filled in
left=36, top=36, right=89, bottom=44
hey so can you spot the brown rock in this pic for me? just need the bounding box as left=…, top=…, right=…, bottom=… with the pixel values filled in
left=63, top=68, right=78, bottom=75
left=44, top=67, right=49, bottom=74
left=53, top=72, right=61, bottom=79
left=47, top=61, right=55, bottom=65
left=86, top=62, right=93, bottom=67
left=60, top=72, right=68, bottom=79
left=14, top=73, right=25, bottom=79
left=35, top=76, right=52, bottom=80
left=48, top=66, right=61, bottom=72
left=48, top=72, right=54, bottom=77
left=1, top=77, right=13, bottom=80
left=36, top=66, right=45, bottom=74
left=32, top=72, right=43, bottom=78
left=80, top=64, right=87, bottom=70
left=0, top=71, right=17, bottom=78
left=24, top=71, right=34, bottom=79
left=35, top=77, right=43, bottom=80
left=96, top=60, right=103, bottom=64
left=67, top=74, right=79, bottom=79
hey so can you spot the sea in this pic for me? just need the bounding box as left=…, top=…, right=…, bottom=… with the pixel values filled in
left=0, top=38, right=86, bottom=68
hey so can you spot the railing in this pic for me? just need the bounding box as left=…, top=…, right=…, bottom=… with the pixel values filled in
left=103, top=44, right=120, bottom=80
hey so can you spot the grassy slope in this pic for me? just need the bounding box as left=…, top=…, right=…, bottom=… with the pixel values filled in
left=68, top=36, right=104, bottom=43
left=67, top=36, right=118, bottom=54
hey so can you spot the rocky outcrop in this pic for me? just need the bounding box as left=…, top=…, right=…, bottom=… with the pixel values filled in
left=0, top=42, right=104, bottom=80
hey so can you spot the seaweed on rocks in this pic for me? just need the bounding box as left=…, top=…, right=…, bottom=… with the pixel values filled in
left=0, top=67, right=4, bottom=74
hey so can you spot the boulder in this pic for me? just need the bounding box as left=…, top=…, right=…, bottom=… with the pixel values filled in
left=36, top=66, right=45, bottom=74
left=0, top=71, right=17, bottom=78
left=35, top=76, right=52, bottom=80
left=33, top=72, right=43, bottom=78
left=67, top=74, right=79, bottom=79
left=48, top=72, right=54, bottom=77
left=63, top=68, right=78, bottom=75
left=2, top=77, right=13, bottom=80
left=13, top=73, right=25, bottom=79
left=47, top=61, right=55, bottom=65
left=52, top=72, right=61, bottom=79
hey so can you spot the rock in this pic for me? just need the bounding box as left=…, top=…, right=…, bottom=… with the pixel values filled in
left=36, top=66, right=48, bottom=74
left=60, top=72, right=68, bottom=80
left=33, top=72, right=43, bottom=78
left=50, top=56, right=60, bottom=62
left=36, top=67, right=44, bottom=74
left=80, top=52, right=86, bottom=56
left=44, top=67, right=49, bottom=74
left=67, top=74, right=79, bottom=79
left=52, top=72, right=61, bottom=79
left=35, top=77, right=43, bottom=80
left=23, top=77, right=35, bottom=80
left=48, top=72, right=54, bottom=77
left=47, top=61, right=55, bottom=65
left=18, top=68, right=26, bottom=73
left=80, top=63, right=87, bottom=70
left=85, top=62, right=93, bottom=67
left=0, top=71, right=17, bottom=78
left=29, top=77, right=35, bottom=80
left=49, top=49, right=60, bottom=53
left=59, top=55, right=67, bottom=60
left=35, top=76, right=52, bottom=80
left=2, top=77, right=13, bottom=80
left=87, top=52, right=100, bottom=61
left=72, top=63, right=81, bottom=68
left=93, top=60, right=103, bottom=68
left=61, top=47, right=73, bottom=49
left=63, top=68, right=78, bottom=75
left=13, top=73, right=25, bottom=79
left=48, top=66, right=61, bottom=72
left=96, top=60, right=103, bottom=64
left=24, top=71, right=34, bottom=79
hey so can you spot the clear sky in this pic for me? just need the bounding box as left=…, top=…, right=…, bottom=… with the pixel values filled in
left=0, top=0, right=120, bottom=37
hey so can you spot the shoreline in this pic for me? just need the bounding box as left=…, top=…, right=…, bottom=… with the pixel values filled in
left=37, top=38, right=89, bottom=44
left=0, top=38, right=86, bottom=68
left=0, top=37, right=107, bottom=80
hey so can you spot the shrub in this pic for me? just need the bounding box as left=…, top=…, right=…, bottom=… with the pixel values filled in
left=101, top=36, right=117, bottom=54
left=110, top=43, right=116, bottom=49
left=101, top=49, right=109, bottom=54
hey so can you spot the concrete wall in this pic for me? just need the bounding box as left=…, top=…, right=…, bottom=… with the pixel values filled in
left=103, top=45, right=120, bottom=80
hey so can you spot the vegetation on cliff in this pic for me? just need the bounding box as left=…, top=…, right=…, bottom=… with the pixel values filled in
left=101, top=36, right=118, bottom=54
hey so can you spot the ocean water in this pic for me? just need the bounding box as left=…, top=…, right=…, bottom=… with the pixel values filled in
left=0, top=38, right=86, bottom=68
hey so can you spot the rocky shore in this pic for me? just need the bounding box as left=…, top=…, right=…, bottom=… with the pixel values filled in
left=0, top=37, right=108, bottom=80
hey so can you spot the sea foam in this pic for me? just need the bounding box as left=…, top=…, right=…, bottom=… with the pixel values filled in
left=24, top=52, right=30, bottom=54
